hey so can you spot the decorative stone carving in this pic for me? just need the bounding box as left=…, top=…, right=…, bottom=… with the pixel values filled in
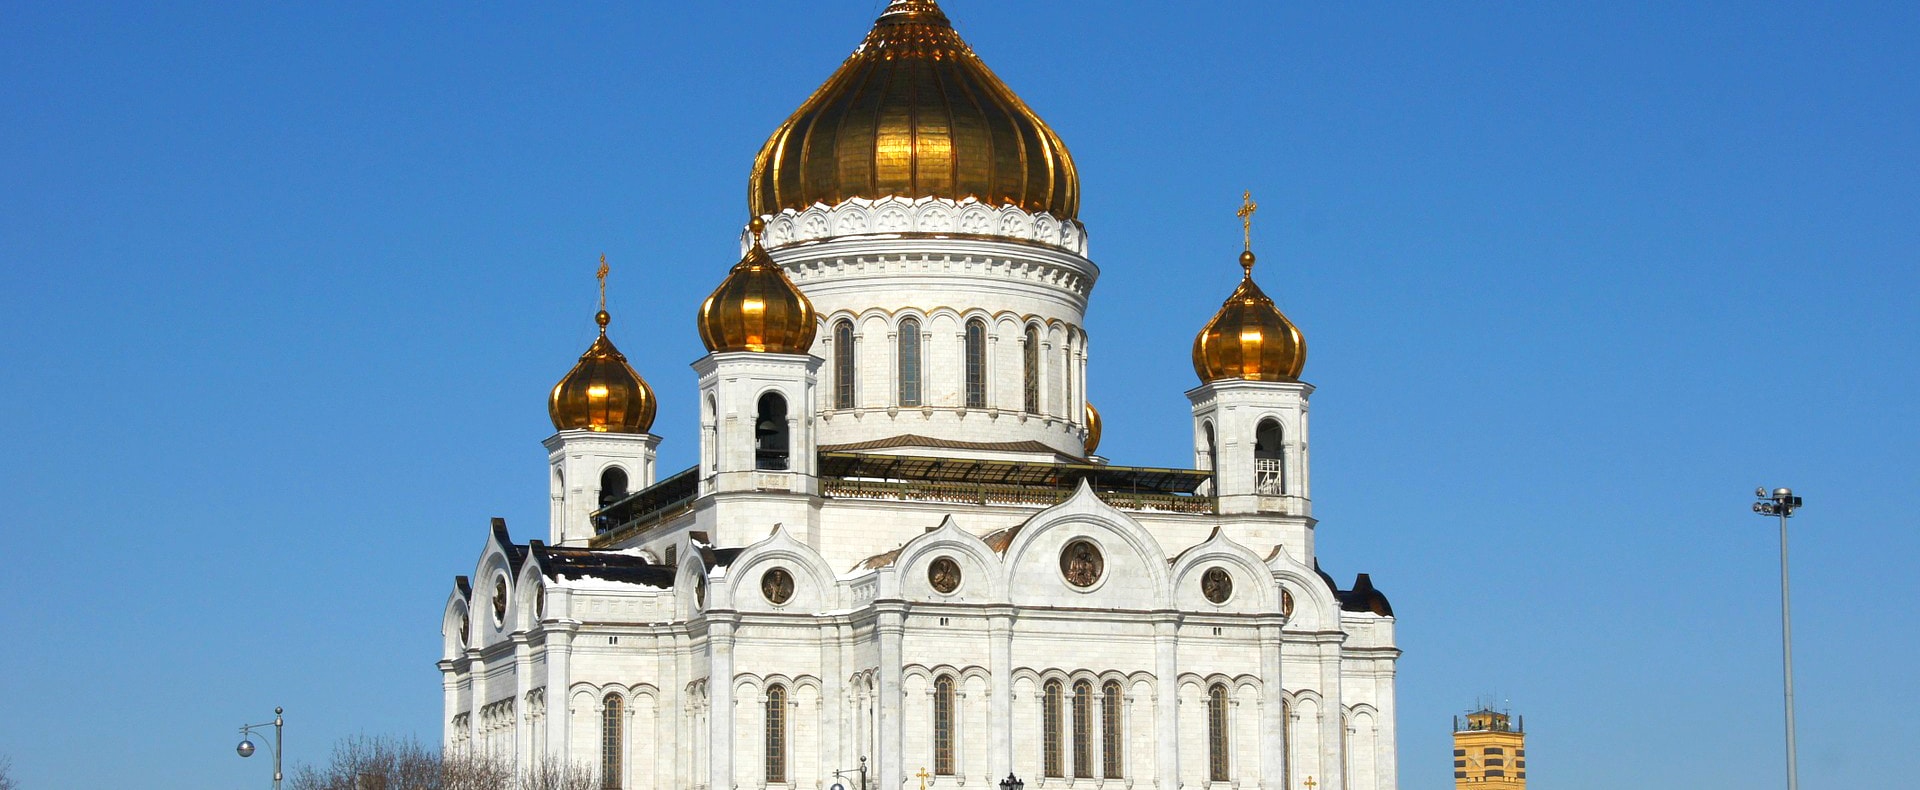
left=1281, top=586, right=1295, bottom=618
left=492, top=578, right=508, bottom=623
left=761, top=567, right=795, bottom=605
left=1201, top=567, right=1233, bottom=604
left=1060, top=539, right=1104, bottom=588
left=928, top=556, right=962, bottom=594
left=750, top=196, right=1090, bottom=256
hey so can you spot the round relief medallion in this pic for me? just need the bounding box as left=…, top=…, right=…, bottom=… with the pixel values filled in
left=1059, top=539, right=1104, bottom=588
left=694, top=576, right=707, bottom=610
left=761, top=567, right=795, bottom=605
left=458, top=614, right=469, bottom=646
left=928, top=557, right=963, bottom=594
left=492, top=578, right=509, bottom=624
left=1201, top=567, right=1234, bottom=604
left=1281, top=587, right=1295, bottom=618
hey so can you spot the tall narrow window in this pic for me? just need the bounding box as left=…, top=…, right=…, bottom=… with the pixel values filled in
left=1022, top=326, right=1040, bottom=413
left=834, top=319, right=856, bottom=409
left=1102, top=680, right=1123, bottom=779
left=1280, top=699, right=1292, bottom=790
left=1255, top=419, right=1284, bottom=495
left=933, top=675, right=956, bottom=775
left=602, top=694, right=624, bottom=789
left=765, top=684, right=788, bottom=783
left=1042, top=680, right=1064, bottom=778
left=899, top=318, right=922, bottom=407
left=964, top=319, right=987, bottom=408
left=1064, top=333, right=1076, bottom=418
left=1207, top=684, right=1230, bottom=782
left=755, top=393, right=790, bottom=471
left=1072, top=679, right=1093, bottom=778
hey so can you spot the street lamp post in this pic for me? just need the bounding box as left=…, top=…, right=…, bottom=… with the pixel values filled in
left=236, top=706, right=285, bottom=790
left=1752, top=487, right=1803, bottom=790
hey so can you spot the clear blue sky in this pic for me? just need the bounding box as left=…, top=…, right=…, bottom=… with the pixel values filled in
left=3, top=2, right=1915, bottom=788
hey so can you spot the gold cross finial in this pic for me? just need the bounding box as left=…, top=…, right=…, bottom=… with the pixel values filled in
left=915, top=767, right=932, bottom=790
left=1237, top=190, right=1259, bottom=252
left=596, top=254, right=610, bottom=312
left=1302, top=777, right=1317, bottom=789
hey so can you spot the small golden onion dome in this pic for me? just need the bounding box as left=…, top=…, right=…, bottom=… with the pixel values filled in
left=1192, top=251, right=1307, bottom=383
left=1083, top=403, right=1103, bottom=456
left=549, top=309, right=657, bottom=433
left=748, top=0, right=1079, bottom=219
left=698, top=219, right=819, bottom=354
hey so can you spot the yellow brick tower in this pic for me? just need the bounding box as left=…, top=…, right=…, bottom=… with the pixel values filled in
left=1452, top=707, right=1526, bottom=788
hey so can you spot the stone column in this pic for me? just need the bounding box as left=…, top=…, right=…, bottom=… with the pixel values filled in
left=988, top=609, right=1013, bottom=781
left=710, top=614, right=739, bottom=790
left=513, top=633, right=534, bottom=769
left=1153, top=614, right=1179, bottom=790
left=1259, top=622, right=1285, bottom=790
left=877, top=604, right=908, bottom=790
left=544, top=625, right=576, bottom=762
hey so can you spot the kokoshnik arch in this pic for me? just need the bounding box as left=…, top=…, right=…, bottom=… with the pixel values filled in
left=440, top=3, right=1401, bottom=790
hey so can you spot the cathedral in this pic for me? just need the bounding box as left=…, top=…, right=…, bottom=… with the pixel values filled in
left=438, top=3, right=1400, bottom=790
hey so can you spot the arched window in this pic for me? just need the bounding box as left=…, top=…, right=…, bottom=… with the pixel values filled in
left=1280, top=698, right=1292, bottom=790
left=933, top=675, right=956, bottom=775
left=765, top=684, right=788, bottom=783
left=755, top=392, right=790, bottom=471
left=834, top=319, right=856, bottom=409
left=602, top=694, right=624, bottom=789
left=1023, top=325, right=1041, bottom=413
left=1102, top=680, right=1123, bottom=778
left=1072, top=679, right=1094, bottom=778
left=964, top=319, right=987, bottom=408
left=1064, top=332, right=1076, bottom=418
left=1255, top=419, right=1284, bottom=495
left=898, top=318, right=922, bottom=406
left=598, top=467, right=629, bottom=507
left=1042, top=680, right=1064, bottom=778
left=1207, top=684, right=1230, bottom=782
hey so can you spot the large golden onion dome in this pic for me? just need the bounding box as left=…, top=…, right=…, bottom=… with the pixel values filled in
left=1192, top=251, right=1307, bottom=383
left=699, top=218, right=819, bottom=354
left=748, top=0, right=1079, bottom=220
left=550, top=309, right=658, bottom=433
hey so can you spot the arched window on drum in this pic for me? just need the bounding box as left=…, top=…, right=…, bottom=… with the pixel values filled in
left=964, top=318, right=988, bottom=409
left=898, top=318, right=923, bottom=407
left=833, top=319, right=856, bottom=409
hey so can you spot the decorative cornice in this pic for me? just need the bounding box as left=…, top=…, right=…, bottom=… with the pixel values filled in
left=750, top=196, right=1088, bottom=256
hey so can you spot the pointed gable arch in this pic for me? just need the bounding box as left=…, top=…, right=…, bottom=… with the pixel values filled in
left=1001, top=480, right=1172, bottom=610
left=1262, top=543, right=1340, bottom=632
left=886, top=515, right=1007, bottom=602
left=1169, top=527, right=1280, bottom=614
left=727, top=524, right=843, bottom=613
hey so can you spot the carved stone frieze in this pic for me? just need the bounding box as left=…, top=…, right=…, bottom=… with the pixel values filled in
left=749, top=196, right=1088, bottom=256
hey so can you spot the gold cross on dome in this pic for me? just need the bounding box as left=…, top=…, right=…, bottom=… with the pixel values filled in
left=1302, top=777, right=1317, bottom=789
left=1237, top=190, right=1259, bottom=252
left=916, top=767, right=932, bottom=790
left=596, top=254, right=610, bottom=312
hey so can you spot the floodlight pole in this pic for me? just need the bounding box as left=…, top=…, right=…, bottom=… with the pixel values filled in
left=1752, top=487, right=1802, bottom=790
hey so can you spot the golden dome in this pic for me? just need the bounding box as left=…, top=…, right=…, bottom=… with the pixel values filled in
left=699, top=219, right=819, bottom=354
left=748, top=0, right=1079, bottom=220
left=1192, top=251, right=1307, bottom=383
left=550, top=309, right=657, bottom=433
left=1083, top=403, right=1103, bottom=456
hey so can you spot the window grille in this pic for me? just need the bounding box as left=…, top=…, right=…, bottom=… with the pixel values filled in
left=1102, top=681, right=1124, bottom=779
left=602, top=694, right=623, bottom=789
left=1042, top=680, right=1064, bottom=777
left=1207, top=684, right=1229, bottom=782
left=1023, top=326, right=1040, bottom=413
left=934, top=675, right=956, bottom=775
left=834, top=320, right=856, bottom=409
left=765, top=684, right=787, bottom=783
left=964, top=319, right=987, bottom=408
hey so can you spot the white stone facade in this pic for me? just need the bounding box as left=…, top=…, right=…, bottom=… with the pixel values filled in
left=440, top=20, right=1397, bottom=790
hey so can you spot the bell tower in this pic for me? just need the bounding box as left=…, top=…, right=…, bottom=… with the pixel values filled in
left=543, top=259, right=662, bottom=545
left=1188, top=194, right=1313, bottom=517
left=692, top=220, right=823, bottom=543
